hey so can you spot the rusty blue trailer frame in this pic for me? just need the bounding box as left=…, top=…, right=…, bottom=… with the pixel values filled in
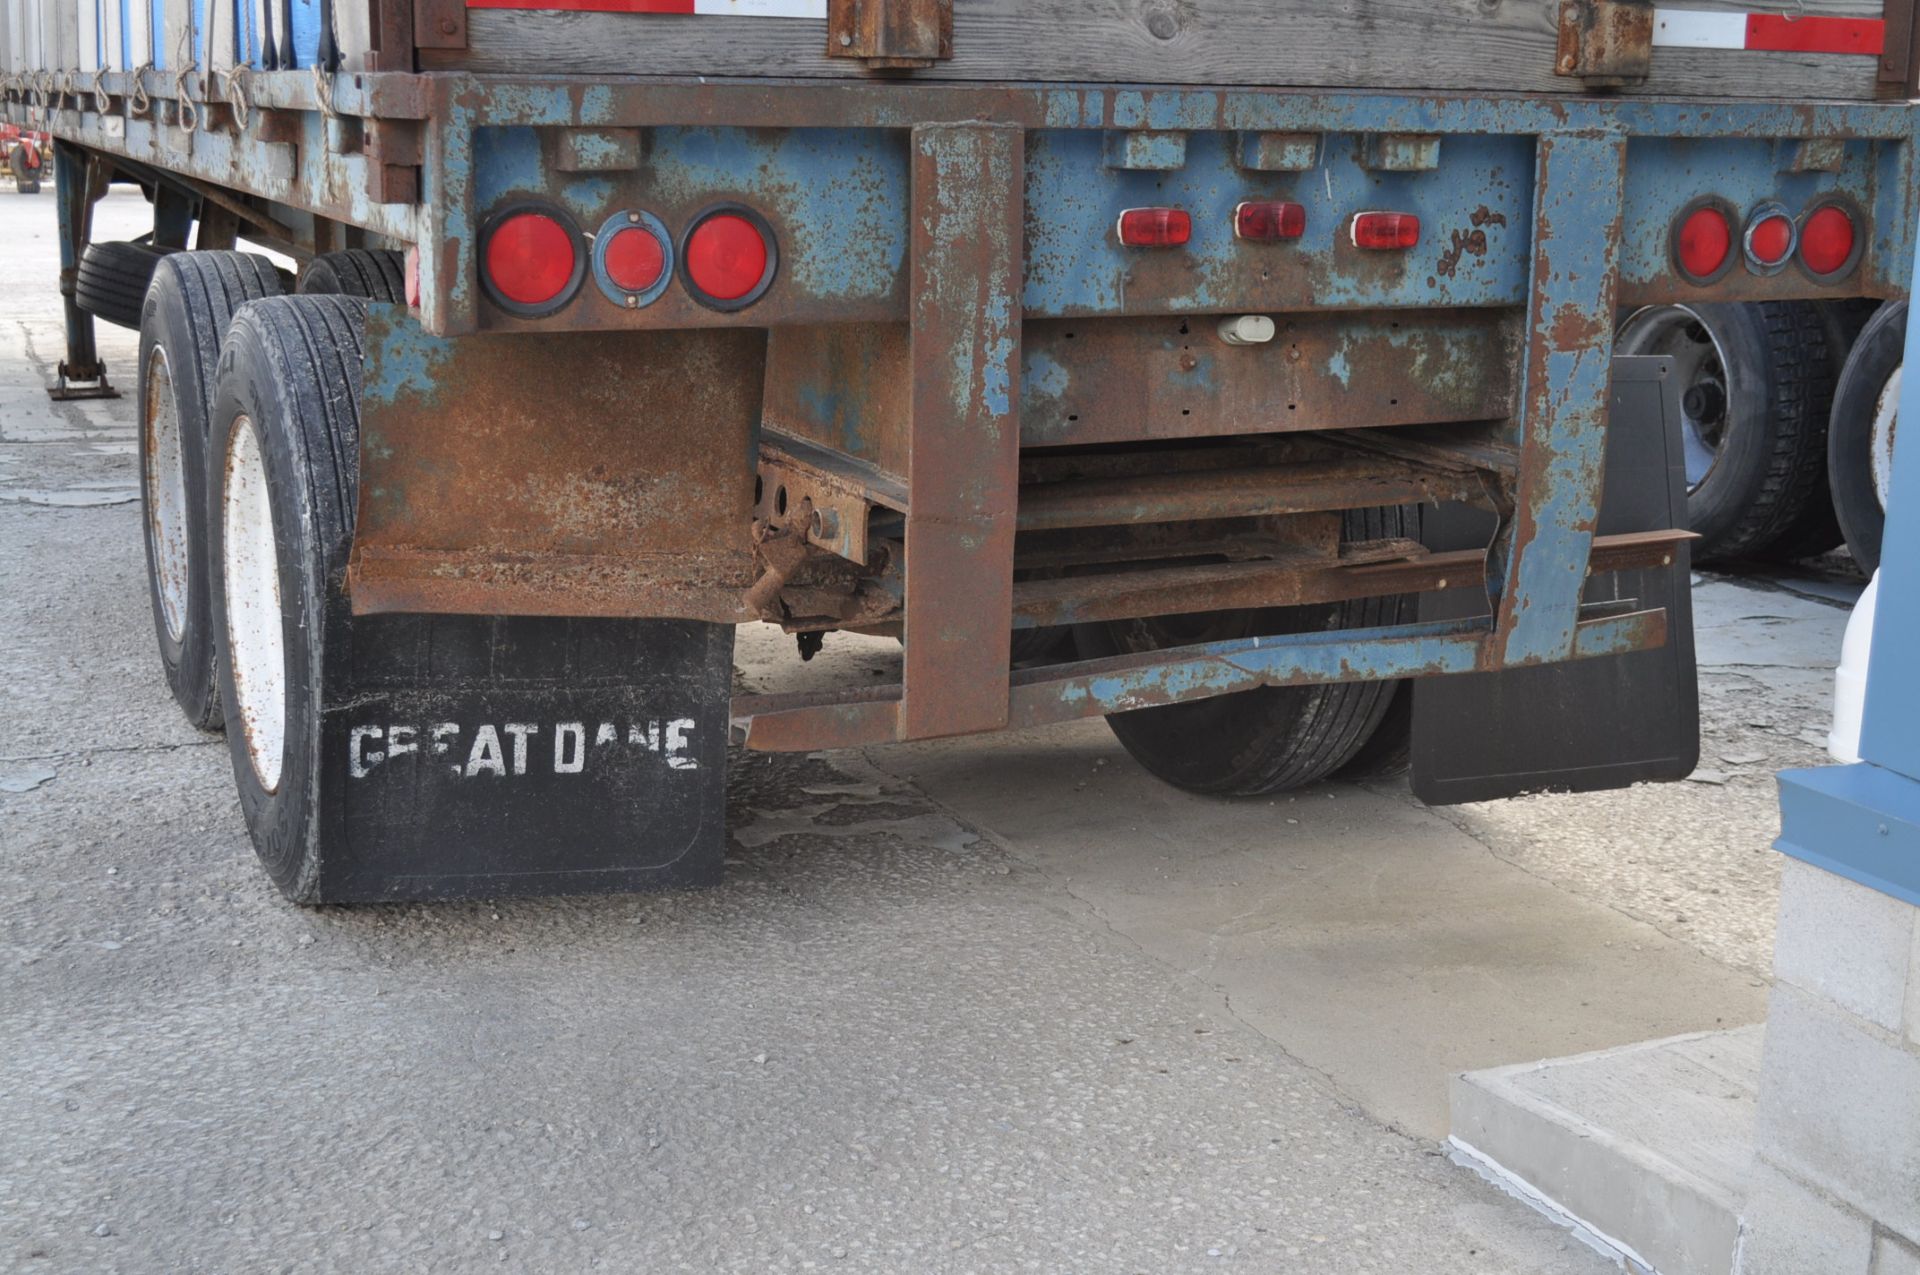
left=3, top=66, right=1916, bottom=752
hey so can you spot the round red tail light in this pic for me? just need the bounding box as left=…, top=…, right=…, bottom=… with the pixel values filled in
left=1674, top=203, right=1733, bottom=283
left=1745, top=209, right=1794, bottom=270
left=605, top=228, right=665, bottom=292
left=1800, top=204, right=1859, bottom=279
left=682, top=208, right=777, bottom=310
left=592, top=211, right=673, bottom=308
left=480, top=205, right=584, bottom=316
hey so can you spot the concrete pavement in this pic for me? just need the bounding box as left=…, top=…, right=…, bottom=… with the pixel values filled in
left=0, top=184, right=1845, bottom=1273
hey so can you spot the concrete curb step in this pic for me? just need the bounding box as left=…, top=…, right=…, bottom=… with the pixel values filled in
left=1449, top=1025, right=1766, bottom=1275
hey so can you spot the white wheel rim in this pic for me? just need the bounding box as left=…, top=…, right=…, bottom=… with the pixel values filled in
left=1871, top=365, right=1901, bottom=514
left=142, top=346, right=190, bottom=645
left=223, top=414, right=287, bottom=794
left=1615, top=305, right=1732, bottom=494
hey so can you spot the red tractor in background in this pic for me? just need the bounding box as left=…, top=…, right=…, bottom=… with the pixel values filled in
left=3, top=123, right=48, bottom=194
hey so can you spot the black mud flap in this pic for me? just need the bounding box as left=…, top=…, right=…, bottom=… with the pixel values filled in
left=318, top=615, right=733, bottom=901
left=1410, top=355, right=1699, bottom=804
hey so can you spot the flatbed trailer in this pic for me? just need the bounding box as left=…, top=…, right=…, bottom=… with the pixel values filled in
left=3, top=0, right=1914, bottom=902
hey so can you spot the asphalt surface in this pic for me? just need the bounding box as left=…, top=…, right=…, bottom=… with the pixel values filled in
left=0, top=186, right=1858, bottom=1274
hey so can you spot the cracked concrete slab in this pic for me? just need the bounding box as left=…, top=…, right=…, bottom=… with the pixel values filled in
left=850, top=718, right=1767, bottom=1139
left=3, top=187, right=1617, bottom=1274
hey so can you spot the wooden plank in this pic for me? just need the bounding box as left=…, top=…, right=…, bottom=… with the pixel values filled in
left=79, top=0, right=99, bottom=71
left=102, top=0, right=124, bottom=71
left=461, top=0, right=1888, bottom=99
left=48, top=0, right=79, bottom=75
left=127, top=0, right=151, bottom=68
left=158, top=0, right=191, bottom=71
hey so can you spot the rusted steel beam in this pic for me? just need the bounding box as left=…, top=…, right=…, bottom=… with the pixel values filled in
left=827, top=0, right=953, bottom=69
left=415, top=0, right=469, bottom=51
left=1555, top=0, right=1654, bottom=88
left=898, top=122, right=1024, bottom=741
left=368, top=0, right=418, bottom=72
left=736, top=607, right=1670, bottom=752
left=1009, top=528, right=1692, bottom=629
left=731, top=689, right=902, bottom=753
left=1020, top=311, right=1518, bottom=446
left=1490, top=130, right=1626, bottom=667
left=1015, top=458, right=1480, bottom=534
left=348, top=309, right=763, bottom=622
left=1007, top=608, right=1666, bottom=730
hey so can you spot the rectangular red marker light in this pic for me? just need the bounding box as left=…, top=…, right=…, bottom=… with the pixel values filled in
left=1116, top=207, right=1192, bottom=248
left=1234, top=201, right=1307, bottom=242
left=1351, top=211, right=1421, bottom=251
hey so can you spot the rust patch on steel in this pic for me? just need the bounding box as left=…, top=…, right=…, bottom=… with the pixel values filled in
left=1021, top=311, right=1521, bottom=446
left=349, top=315, right=765, bottom=622
left=897, top=122, right=1025, bottom=741
left=1556, top=0, right=1654, bottom=87
left=1436, top=228, right=1490, bottom=279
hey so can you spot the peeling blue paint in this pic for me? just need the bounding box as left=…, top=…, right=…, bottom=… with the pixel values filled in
left=362, top=306, right=458, bottom=407
left=1327, top=348, right=1352, bottom=387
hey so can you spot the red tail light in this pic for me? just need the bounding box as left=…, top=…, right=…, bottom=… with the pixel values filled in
left=604, top=227, right=666, bottom=293
left=1234, top=201, right=1306, bottom=242
left=1800, top=204, right=1859, bottom=279
left=1745, top=209, right=1794, bottom=270
left=480, top=205, right=583, bottom=316
left=1674, top=203, right=1733, bottom=283
left=1116, top=207, right=1192, bottom=248
left=682, top=207, right=777, bottom=310
left=1350, top=211, right=1420, bottom=251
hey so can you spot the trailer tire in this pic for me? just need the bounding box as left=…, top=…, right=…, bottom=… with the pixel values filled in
left=1828, top=300, right=1904, bottom=574
left=78, top=240, right=174, bottom=330
left=137, top=251, right=289, bottom=729
left=1614, top=302, right=1831, bottom=563
left=299, top=249, right=407, bottom=303
left=1071, top=507, right=1415, bottom=797
left=1757, top=300, right=1879, bottom=560
left=1331, top=681, right=1412, bottom=781
left=207, top=295, right=368, bottom=902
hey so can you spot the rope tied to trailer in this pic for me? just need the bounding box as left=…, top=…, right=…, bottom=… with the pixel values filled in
left=58, top=71, right=79, bottom=113
left=130, top=64, right=154, bottom=118
left=92, top=68, right=111, bottom=116
left=173, top=25, right=199, bottom=134
left=311, top=65, right=339, bottom=119
left=174, top=73, right=199, bottom=133
left=226, top=67, right=253, bottom=131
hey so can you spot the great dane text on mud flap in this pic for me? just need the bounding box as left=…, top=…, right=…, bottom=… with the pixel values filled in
left=348, top=719, right=702, bottom=779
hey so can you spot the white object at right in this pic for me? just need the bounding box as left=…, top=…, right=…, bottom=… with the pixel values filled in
left=1828, top=569, right=1881, bottom=764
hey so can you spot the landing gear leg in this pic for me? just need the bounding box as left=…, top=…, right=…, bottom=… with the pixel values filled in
left=47, top=141, right=118, bottom=402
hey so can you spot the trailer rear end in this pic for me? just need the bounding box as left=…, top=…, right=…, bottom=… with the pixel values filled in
left=3, top=0, right=1915, bottom=902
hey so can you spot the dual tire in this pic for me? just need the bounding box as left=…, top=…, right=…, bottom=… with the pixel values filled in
left=135, top=247, right=408, bottom=731
left=1072, top=507, right=1418, bottom=796
left=137, top=252, right=288, bottom=728
left=1614, top=301, right=1835, bottom=564
left=80, top=240, right=176, bottom=330
left=1828, top=300, right=1904, bottom=574
left=207, top=296, right=369, bottom=901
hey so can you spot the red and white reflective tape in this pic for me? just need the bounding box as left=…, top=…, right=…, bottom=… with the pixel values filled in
left=1652, top=8, right=1884, bottom=55
left=466, top=0, right=823, bottom=13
